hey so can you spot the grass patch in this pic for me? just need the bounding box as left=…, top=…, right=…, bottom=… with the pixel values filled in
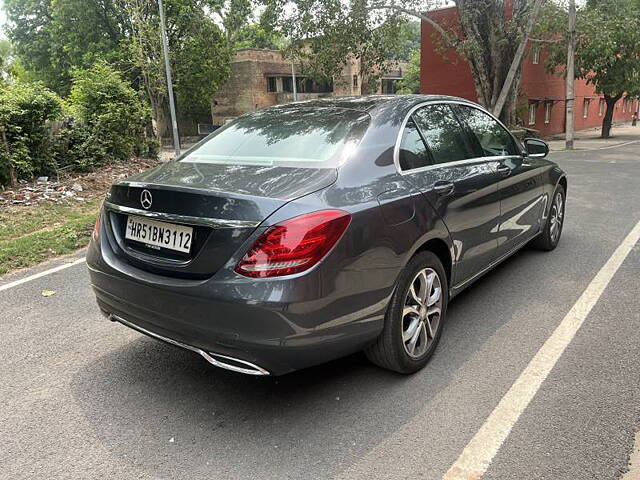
left=0, top=199, right=100, bottom=240
left=0, top=201, right=100, bottom=275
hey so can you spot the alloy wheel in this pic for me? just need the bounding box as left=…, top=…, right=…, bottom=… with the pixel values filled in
left=549, top=191, right=564, bottom=244
left=402, top=268, right=443, bottom=359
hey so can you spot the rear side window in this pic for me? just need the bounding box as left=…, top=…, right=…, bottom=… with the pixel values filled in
left=456, top=105, right=519, bottom=156
left=412, top=104, right=475, bottom=164
left=180, top=107, right=370, bottom=168
left=398, top=119, right=431, bottom=171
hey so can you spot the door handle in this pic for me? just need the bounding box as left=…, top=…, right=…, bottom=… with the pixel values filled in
left=433, top=181, right=455, bottom=196
left=497, top=165, right=512, bottom=177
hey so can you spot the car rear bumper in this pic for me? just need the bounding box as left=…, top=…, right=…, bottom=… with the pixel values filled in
left=87, top=242, right=389, bottom=376
left=107, top=311, right=270, bottom=375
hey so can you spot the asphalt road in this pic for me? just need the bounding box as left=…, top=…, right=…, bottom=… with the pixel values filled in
left=1, top=143, right=639, bottom=480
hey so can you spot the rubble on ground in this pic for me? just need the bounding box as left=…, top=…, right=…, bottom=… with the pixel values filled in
left=0, top=158, right=161, bottom=207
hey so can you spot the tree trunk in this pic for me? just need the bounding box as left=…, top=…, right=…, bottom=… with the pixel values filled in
left=491, top=0, right=545, bottom=118
left=503, top=67, right=523, bottom=126
left=455, top=0, right=519, bottom=124
left=601, top=94, right=621, bottom=139
left=148, top=92, right=170, bottom=142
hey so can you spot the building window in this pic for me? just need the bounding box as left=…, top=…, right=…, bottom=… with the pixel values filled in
left=353, top=75, right=358, bottom=88
left=528, top=103, right=537, bottom=125
left=623, top=99, right=627, bottom=113
left=598, top=99, right=604, bottom=116
left=532, top=47, right=540, bottom=65
left=583, top=99, right=590, bottom=118
left=382, top=79, right=399, bottom=94
left=282, top=76, right=293, bottom=93
left=267, top=77, right=278, bottom=93
left=544, top=102, right=552, bottom=124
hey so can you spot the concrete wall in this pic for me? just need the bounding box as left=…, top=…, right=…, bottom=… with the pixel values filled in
left=212, top=49, right=408, bottom=125
left=212, top=50, right=297, bottom=125
left=212, top=48, right=338, bottom=124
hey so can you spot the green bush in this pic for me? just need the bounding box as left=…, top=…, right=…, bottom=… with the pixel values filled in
left=0, top=82, right=63, bottom=185
left=395, top=49, right=421, bottom=95
left=65, top=61, right=153, bottom=169
left=0, top=62, right=156, bottom=186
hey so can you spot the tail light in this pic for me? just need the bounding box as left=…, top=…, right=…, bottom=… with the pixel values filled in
left=235, top=210, right=351, bottom=278
left=92, top=210, right=101, bottom=242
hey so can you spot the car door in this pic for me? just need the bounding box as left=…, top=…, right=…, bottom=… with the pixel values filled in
left=399, top=103, right=502, bottom=286
left=454, top=104, right=545, bottom=258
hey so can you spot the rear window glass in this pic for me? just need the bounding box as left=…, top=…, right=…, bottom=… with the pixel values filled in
left=180, top=107, right=370, bottom=168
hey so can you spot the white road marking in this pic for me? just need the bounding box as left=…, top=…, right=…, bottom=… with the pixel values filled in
left=443, top=219, right=640, bottom=480
left=622, top=430, right=640, bottom=480
left=0, top=257, right=86, bottom=293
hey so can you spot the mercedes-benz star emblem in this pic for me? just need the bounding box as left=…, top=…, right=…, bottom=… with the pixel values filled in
left=140, top=189, right=153, bottom=210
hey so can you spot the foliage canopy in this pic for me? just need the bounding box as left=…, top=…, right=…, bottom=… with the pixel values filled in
left=541, top=0, right=640, bottom=137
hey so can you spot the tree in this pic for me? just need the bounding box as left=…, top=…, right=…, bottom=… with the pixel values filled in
left=0, top=40, right=13, bottom=83
left=388, top=20, right=421, bottom=61
left=274, top=0, right=546, bottom=125
left=4, top=0, right=263, bottom=138
left=396, top=48, right=421, bottom=93
left=0, top=81, right=63, bottom=186
left=66, top=61, right=151, bottom=169
left=235, top=23, right=287, bottom=50
left=543, top=0, right=640, bottom=138
left=4, top=0, right=129, bottom=94
left=272, top=0, right=409, bottom=94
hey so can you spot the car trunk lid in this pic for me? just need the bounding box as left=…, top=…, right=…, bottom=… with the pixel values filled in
left=103, top=161, right=337, bottom=278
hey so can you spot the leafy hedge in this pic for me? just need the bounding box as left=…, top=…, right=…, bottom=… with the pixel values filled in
left=0, top=82, right=63, bottom=185
left=0, top=61, right=156, bottom=187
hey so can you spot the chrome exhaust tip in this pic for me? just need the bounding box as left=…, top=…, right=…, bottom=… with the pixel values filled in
left=109, top=314, right=270, bottom=376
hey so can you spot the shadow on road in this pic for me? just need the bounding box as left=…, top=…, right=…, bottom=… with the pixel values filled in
left=69, top=245, right=563, bottom=479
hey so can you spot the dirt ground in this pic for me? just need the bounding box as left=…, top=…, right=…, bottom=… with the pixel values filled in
left=1, top=157, right=162, bottom=210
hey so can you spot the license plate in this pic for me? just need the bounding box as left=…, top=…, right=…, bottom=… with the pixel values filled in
left=125, top=215, right=193, bottom=253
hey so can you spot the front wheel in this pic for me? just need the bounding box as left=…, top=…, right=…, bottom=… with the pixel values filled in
left=365, top=251, right=448, bottom=374
left=532, top=184, right=565, bottom=251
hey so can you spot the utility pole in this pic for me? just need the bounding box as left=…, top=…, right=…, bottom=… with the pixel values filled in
left=291, top=61, right=298, bottom=101
left=158, top=0, right=181, bottom=158
left=565, top=0, right=576, bottom=150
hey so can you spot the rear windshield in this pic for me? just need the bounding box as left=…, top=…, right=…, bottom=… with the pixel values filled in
left=180, top=107, right=370, bottom=168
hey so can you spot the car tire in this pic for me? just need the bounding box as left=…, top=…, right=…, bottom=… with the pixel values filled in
left=365, top=251, right=448, bottom=374
left=532, top=184, right=566, bottom=251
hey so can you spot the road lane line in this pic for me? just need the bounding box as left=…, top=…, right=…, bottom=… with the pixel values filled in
left=622, top=431, right=640, bottom=480
left=0, top=257, right=86, bottom=293
left=443, top=219, right=640, bottom=480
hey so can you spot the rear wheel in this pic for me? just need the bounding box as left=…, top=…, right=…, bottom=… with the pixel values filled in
left=365, top=251, right=448, bottom=374
left=532, top=184, right=565, bottom=251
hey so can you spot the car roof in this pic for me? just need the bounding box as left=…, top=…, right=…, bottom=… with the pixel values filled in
left=272, top=94, right=475, bottom=112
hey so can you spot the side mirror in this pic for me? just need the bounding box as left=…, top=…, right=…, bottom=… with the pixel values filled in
left=523, top=138, right=549, bottom=158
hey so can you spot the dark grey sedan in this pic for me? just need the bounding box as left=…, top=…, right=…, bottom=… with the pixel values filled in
left=87, top=95, right=566, bottom=376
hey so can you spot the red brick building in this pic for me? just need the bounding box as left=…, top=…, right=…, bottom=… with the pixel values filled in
left=420, top=6, right=639, bottom=135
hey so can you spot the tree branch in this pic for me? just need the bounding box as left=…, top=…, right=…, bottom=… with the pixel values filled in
left=366, top=4, right=455, bottom=48
left=529, top=37, right=561, bottom=44
left=492, top=0, right=546, bottom=117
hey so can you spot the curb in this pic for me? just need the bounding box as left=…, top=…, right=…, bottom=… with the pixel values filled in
left=549, top=139, right=640, bottom=153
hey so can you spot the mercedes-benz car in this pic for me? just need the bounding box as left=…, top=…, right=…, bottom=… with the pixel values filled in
left=87, top=95, right=567, bottom=376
